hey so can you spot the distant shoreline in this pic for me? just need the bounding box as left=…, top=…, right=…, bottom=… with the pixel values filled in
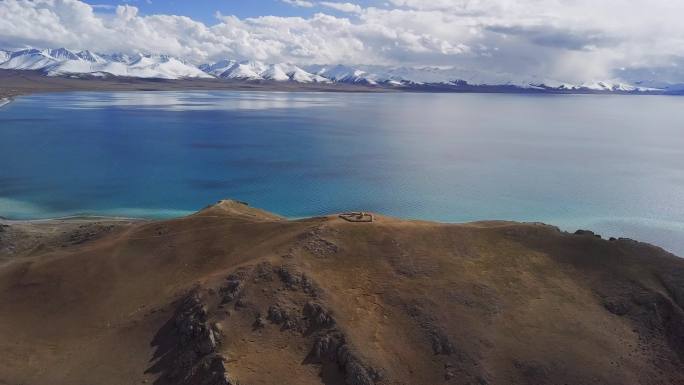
left=0, top=215, right=147, bottom=225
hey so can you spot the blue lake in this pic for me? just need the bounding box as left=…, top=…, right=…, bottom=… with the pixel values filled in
left=1, top=91, right=683, bottom=255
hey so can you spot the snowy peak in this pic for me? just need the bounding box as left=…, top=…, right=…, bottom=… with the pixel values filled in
left=199, top=60, right=237, bottom=76
left=289, top=66, right=330, bottom=83
left=262, top=63, right=330, bottom=83
left=76, top=50, right=106, bottom=63
left=0, top=48, right=211, bottom=79
left=0, top=49, right=58, bottom=70
left=308, top=65, right=377, bottom=84
left=219, top=61, right=264, bottom=80
left=0, top=49, right=12, bottom=64
left=47, top=48, right=79, bottom=61
left=205, top=59, right=331, bottom=83
left=580, top=81, right=637, bottom=92
left=101, top=52, right=133, bottom=64
left=262, top=63, right=290, bottom=81
left=531, top=80, right=650, bottom=92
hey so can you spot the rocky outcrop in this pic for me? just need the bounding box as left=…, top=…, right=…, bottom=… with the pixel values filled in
left=297, top=226, right=340, bottom=256
left=276, top=265, right=319, bottom=295
left=631, top=291, right=684, bottom=360
left=310, top=331, right=381, bottom=385
left=303, top=301, right=335, bottom=330
left=157, top=262, right=382, bottom=385
left=574, top=229, right=602, bottom=238
left=160, top=292, right=233, bottom=385
left=659, top=271, right=684, bottom=310
left=241, top=262, right=381, bottom=385
left=598, top=280, right=684, bottom=367
left=267, top=304, right=289, bottom=324
left=403, top=302, right=455, bottom=355
left=63, top=223, right=116, bottom=245
left=220, top=277, right=243, bottom=304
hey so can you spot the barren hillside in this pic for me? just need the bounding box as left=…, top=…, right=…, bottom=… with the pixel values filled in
left=1, top=200, right=682, bottom=385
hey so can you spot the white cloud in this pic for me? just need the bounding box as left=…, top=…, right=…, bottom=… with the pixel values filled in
left=320, top=2, right=363, bottom=14
left=90, top=4, right=115, bottom=10
left=0, top=0, right=683, bottom=83
left=281, top=0, right=315, bottom=8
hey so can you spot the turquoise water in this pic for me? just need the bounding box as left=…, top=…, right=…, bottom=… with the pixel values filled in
left=1, top=91, right=683, bottom=255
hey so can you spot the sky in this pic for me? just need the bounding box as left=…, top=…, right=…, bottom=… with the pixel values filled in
left=81, top=0, right=388, bottom=22
left=1, top=0, right=684, bottom=84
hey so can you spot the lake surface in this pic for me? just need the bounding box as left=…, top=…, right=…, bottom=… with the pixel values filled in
left=1, top=91, right=683, bottom=255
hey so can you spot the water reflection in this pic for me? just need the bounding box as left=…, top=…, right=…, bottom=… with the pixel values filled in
left=54, top=91, right=342, bottom=111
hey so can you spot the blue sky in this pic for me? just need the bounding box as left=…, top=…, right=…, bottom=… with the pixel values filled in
left=83, top=0, right=380, bottom=23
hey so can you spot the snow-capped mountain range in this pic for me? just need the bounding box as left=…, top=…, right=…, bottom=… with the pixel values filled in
left=0, top=48, right=210, bottom=79
left=199, top=60, right=331, bottom=83
left=0, top=47, right=680, bottom=93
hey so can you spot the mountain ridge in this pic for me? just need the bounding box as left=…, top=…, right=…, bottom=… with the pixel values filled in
left=2, top=47, right=682, bottom=93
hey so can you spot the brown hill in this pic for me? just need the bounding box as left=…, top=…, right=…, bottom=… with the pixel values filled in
left=0, top=200, right=682, bottom=385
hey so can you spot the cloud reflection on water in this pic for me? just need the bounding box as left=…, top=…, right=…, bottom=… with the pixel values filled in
left=54, top=91, right=343, bottom=111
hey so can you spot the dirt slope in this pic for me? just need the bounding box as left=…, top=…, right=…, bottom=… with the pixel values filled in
left=0, top=200, right=682, bottom=385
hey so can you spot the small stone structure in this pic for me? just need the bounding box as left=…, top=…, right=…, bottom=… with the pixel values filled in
left=339, top=212, right=374, bottom=223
